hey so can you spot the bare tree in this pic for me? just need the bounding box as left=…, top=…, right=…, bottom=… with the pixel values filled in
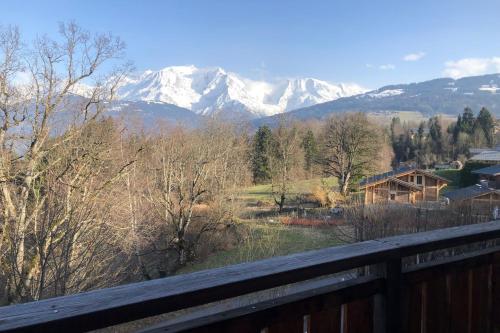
left=318, top=113, right=382, bottom=196
left=141, top=122, right=249, bottom=275
left=268, top=120, right=303, bottom=213
left=0, top=23, right=129, bottom=303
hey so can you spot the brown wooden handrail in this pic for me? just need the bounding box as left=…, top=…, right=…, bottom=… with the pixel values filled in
left=1, top=221, right=500, bottom=332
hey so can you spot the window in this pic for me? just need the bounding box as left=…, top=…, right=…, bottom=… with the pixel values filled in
left=410, top=176, right=414, bottom=183
left=390, top=193, right=396, bottom=200
left=416, top=175, right=423, bottom=185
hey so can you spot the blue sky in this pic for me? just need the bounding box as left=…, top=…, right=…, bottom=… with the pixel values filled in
left=4, top=0, right=500, bottom=89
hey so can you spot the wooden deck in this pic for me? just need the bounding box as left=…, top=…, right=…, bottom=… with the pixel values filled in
left=2, top=221, right=500, bottom=332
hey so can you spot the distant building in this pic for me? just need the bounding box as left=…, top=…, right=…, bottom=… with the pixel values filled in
left=433, top=161, right=462, bottom=170
left=443, top=165, right=500, bottom=212
left=359, top=166, right=449, bottom=204
left=472, top=165, right=500, bottom=188
left=470, top=146, right=500, bottom=163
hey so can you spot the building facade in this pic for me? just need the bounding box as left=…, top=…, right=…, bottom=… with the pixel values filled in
left=359, top=167, right=449, bottom=205
left=444, top=165, right=500, bottom=214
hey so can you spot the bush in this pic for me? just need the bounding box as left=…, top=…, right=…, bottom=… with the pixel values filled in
left=309, top=186, right=329, bottom=206
left=280, top=216, right=342, bottom=227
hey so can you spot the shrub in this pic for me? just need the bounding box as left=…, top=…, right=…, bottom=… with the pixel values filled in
left=280, top=216, right=342, bottom=227
left=311, top=186, right=330, bottom=207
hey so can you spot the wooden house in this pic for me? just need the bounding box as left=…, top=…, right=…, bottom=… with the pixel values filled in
left=359, top=166, right=449, bottom=205
left=443, top=165, right=500, bottom=212
left=472, top=165, right=500, bottom=189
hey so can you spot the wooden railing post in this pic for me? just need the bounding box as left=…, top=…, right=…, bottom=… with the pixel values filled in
left=374, top=258, right=402, bottom=333
left=385, top=258, right=402, bottom=333
left=3, top=221, right=500, bottom=332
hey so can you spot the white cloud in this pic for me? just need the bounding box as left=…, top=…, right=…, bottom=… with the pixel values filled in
left=379, top=64, right=395, bottom=70
left=403, top=52, right=426, bottom=61
left=443, top=57, right=500, bottom=79
left=365, top=63, right=374, bottom=68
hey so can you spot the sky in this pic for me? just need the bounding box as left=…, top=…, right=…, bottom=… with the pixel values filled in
left=4, top=0, right=500, bottom=89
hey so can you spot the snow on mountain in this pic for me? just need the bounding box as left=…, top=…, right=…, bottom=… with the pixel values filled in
left=117, top=65, right=366, bottom=117
left=367, top=88, right=404, bottom=98
left=254, top=73, right=500, bottom=126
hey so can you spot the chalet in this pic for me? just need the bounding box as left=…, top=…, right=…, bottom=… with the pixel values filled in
left=443, top=165, right=500, bottom=211
left=472, top=164, right=500, bottom=188
left=470, top=150, right=500, bottom=163
left=359, top=166, right=449, bottom=204
left=469, top=147, right=500, bottom=163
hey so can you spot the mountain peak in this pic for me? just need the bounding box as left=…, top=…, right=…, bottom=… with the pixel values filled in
left=159, top=64, right=198, bottom=72
left=117, top=66, right=366, bottom=117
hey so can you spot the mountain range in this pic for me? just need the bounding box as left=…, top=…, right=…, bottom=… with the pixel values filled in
left=115, top=65, right=366, bottom=118
left=106, top=67, right=500, bottom=127
left=275, top=73, right=500, bottom=121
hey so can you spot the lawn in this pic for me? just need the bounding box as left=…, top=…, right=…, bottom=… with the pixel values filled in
left=178, top=222, right=343, bottom=274
left=239, top=177, right=338, bottom=204
left=178, top=177, right=342, bottom=274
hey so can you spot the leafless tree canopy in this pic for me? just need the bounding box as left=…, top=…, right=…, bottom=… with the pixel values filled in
left=318, top=113, right=383, bottom=196
left=0, top=23, right=128, bottom=303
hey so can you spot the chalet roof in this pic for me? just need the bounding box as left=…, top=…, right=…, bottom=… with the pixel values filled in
left=470, top=151, right=500, bottom=162
left=359, top=166, right=450, bottom=188
left=472, top=165, right=500, bottom=176
left=470, top=146, right=500, bottom=154
left=416, top=169, right=451, bottom=183
left=442, top=184, right=498, bottom=202
left=359, top=166, right=414, bottom=188
left=387, top=177, right=422, bottom=191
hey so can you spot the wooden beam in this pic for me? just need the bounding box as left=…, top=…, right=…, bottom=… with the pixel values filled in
left=140, top=276, right=384, bottom=333
left=0, top=241, right=398, bottom=332
left=2, top=222, right=500, bottom=332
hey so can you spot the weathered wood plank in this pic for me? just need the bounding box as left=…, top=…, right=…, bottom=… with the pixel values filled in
left=343, top=298, right=373, bottom=333
left=267, top=316, right=304, bottom=333
left=449, top=271, right=469, bottom=333
left=140, top=276, right=383, bottom=333
left=424, top=276, right=449, bottom=333
left=401, top=282, right=423, bottom=333
left=403, top=245, right=500, bottom=283
left=385, top=259, right=402, bottom=333
left=309, top=307, right=341, bottom=333
left=0, top=241, right=395, bottom=333
left=469, top=265, right=492, bottom=333
left=492, top=252, right=500, bottom=331
left=2, top=221, right=500, bottom=332
left=377, top=220, right=500, bottom=257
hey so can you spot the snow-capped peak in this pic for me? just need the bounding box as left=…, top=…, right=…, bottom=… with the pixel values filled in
left=117, top=65, right=367, bottom=117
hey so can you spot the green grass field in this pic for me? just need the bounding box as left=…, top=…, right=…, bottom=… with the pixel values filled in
left=238, top=177, right=338, bottom=204
left=178, top=176, right=343, bottom=275
left=179, top=222, right=342, bottom=274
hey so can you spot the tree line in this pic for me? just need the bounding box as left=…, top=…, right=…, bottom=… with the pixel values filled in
left=251, top=113, right=391, bottom=204
left=390, top=107, right=496, bottom=168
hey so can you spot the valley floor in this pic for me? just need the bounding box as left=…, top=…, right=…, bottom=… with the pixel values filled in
left=179, top=177, right=344, bottom=274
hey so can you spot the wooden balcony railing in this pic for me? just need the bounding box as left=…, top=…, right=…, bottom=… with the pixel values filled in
left=2, top=221, right=500, bottom=332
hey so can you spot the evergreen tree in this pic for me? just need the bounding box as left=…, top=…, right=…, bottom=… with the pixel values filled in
left=251, top=126, right=274, bottom=183
left=452, top=114, right=462, bottom=144
left=428, top=116, right=443, bottom=158
left=475, top=107, right=495, bottom=147
left=415, top=122, right=427, bottom=167
left=390, top=117, right=401, bottom=143
left=301, top=129, right=318, bottom=176
left=460, top=107, right=475, bottom=134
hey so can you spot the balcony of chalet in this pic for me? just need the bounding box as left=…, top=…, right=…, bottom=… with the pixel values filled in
left=2, top=221, right=500, bottom=333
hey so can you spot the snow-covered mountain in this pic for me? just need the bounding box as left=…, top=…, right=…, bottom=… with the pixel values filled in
left=116, top=65, right=366, bottom=117
left=254, top=73, right=500, bottom=126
